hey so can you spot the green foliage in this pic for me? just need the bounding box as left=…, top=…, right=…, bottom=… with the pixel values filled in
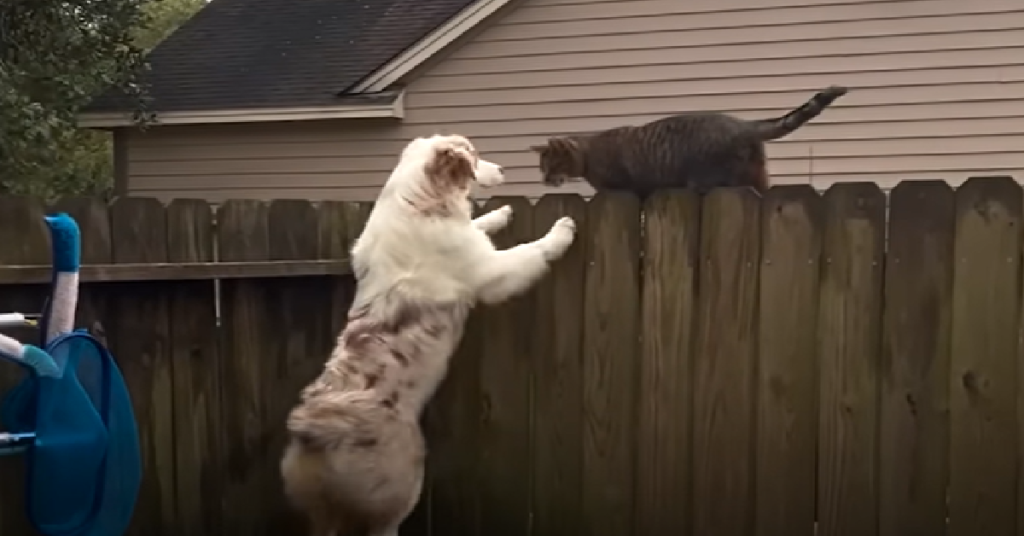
left=0, top=0, right=205, bottom=200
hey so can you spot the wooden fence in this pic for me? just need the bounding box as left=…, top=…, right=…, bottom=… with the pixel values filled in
left=0, top=177, right=1021, bottom=536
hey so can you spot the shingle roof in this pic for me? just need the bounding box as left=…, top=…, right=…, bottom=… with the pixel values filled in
left=85, top=0, right=478, bottom=113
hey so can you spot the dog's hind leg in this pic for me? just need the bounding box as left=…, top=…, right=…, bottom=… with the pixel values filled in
left=472, top=205, right=513, bottom=235
left=476, top=216, right=575, bottom=304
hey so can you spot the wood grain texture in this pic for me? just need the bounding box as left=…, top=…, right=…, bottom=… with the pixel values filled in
left=166, top=199, right=221, bottom=536
left=476, top=197, right=535, bottom=536
left=948, top=177, right=1020, bottom=536
left=635, top=189, right=699, bottom=536
left=531, top=194, right=587, bottom=536
left=755, top=185, right=822, bottom=536
left=216, top=200, right=273, bottom=536
left=427, top=201, right=483, bottom=536
left=108, top=197, right=176, bottom=536
left=266, top=199, right=328, bottom=534
left=816, top=183, right=886, bottom=536
left=581, top=191, right=641, bottom=536
left=0, top=196, right=50, bottom=536
left=691, top=187, right=761, bottom=536
left=879, top=181, right=954, bottom=536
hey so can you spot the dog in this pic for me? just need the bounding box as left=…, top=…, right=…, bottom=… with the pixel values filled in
left=280, top=134, right=577, bottom=536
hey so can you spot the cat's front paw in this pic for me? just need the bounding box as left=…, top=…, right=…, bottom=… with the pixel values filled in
left=540, top=216, right=576, bottom=261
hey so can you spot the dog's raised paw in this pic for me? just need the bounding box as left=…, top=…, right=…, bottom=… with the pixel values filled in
left=553, top=216, right=576, bottom=233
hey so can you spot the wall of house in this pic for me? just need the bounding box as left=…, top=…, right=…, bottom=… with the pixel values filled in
left=127, top=0, right=1024, bottom=202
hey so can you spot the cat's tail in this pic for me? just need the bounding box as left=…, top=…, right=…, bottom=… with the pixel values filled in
left=751, top=85, right=848, bottom=140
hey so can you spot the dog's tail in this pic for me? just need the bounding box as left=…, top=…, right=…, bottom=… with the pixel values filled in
left=750, top=85, right=848, bottom=141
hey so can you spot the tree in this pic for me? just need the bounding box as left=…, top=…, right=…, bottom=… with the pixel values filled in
left=0, top=0, right=205, bottom=199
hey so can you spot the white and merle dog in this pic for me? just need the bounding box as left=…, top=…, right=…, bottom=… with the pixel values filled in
left=280, top=134, right=577, bottom=536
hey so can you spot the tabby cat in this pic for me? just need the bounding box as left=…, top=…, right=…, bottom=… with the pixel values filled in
left=530, top=85, right=848, bottom=196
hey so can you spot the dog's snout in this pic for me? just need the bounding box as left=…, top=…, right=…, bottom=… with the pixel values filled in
left=497, top=166, right=505, bottom=174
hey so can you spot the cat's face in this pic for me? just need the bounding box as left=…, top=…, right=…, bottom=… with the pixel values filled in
left=530, top=137, right=585, bottom=187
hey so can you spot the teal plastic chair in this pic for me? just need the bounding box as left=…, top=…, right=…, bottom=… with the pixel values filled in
left=0, top=213, right=142, bottom=536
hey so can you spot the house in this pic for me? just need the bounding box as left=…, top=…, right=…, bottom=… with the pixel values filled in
left=79, top=0, right=1024, bottom=202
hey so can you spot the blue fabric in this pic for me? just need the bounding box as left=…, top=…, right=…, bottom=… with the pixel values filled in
left=43, top=214, right=80, bottom=274
left=1, top=333, right=141, bottom=536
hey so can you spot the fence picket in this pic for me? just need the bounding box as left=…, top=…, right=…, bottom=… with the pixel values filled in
left=691, top=187, right=762, bottom=536
left=166, top=199, right=220, bottom=536
left=107, top=197, right=176, bottom=536
left=879, top=181, right=955, bottom=536
left=531, top=194, right=588, bottom=536
left=216, top=200, right=272, bottom=536
left=581, top=191, right=641, bottom=536
left=755, top=185, right=823, bottom=536
left=816, top=183, right=886, bottom=536
left=948, top=177, right=1021, bottom=536
left=636, top=189, right=700, bottom=536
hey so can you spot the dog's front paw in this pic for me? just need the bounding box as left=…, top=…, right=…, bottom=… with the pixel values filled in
left=540, top=216, right=576, bottom=261
left=495, top=204, right=514, bottom=224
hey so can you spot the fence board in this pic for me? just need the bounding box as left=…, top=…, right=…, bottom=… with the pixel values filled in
left=166, top=199, right=220, bottom=536
left=476, top=197, right=535, bottom=536
left=636, top=189, right=699, bottom=536
left=879, top=181, right=955, bottom=536
left=316, top=201, right=365, bottom=334
left=2, top=184, right=1024, bottom=536
left=107, top=197, right=176, bottom=536
left=948, top=177, right=1021, bottom=536
left=581, top=191, right=641, bottom=536
left=692, top=187, right=761, bottom=536
left=265, top=199, right=326, bottom=534
left=428, top=201, right=484, bottom=536
left=817, top=183, right=886, bottom=536
left=755, top=185, right=822, bottom=536
left=531, top=194, right=587, bottom=536
left=216, top=200, right=273, bottom=536
left=0, top=196, right=49, bottom=536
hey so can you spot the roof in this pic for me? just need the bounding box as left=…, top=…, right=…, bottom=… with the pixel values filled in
left=83, top=0, right=481, bottom=114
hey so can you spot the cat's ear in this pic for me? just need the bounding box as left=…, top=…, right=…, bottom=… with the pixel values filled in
left=529, top=143, right=548, bottom=154
left=548, top=137, right=578, bottom=154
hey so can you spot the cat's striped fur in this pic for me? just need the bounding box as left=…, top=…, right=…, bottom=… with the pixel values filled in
left=531, top=85, right=848, bottom=196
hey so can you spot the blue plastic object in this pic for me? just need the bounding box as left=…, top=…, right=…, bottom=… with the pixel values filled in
left=0, top=212, right=141, bottom=536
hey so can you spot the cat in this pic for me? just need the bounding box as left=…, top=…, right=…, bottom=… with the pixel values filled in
left=530, top=85, right=848, bottom=196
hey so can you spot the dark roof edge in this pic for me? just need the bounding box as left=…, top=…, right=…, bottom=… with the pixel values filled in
left=78, top=90, right=405, bottom=129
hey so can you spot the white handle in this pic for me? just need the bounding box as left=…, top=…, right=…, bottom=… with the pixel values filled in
left=0, top=313, right=33, bottom=328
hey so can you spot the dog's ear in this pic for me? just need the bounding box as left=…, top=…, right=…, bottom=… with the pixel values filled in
left=432, top=146, right=475, bottom=188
